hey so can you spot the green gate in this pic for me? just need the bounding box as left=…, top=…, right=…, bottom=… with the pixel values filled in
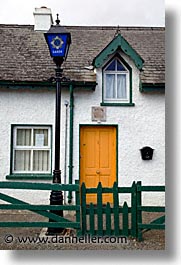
left=0, top=180, right=80, bottom=233
left=81, top=181, right=165, bottom=240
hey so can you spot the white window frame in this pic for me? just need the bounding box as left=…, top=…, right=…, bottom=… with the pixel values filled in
left=103, top=57, right=130, bottom=103
left=12, top=125, right=52, bottom=174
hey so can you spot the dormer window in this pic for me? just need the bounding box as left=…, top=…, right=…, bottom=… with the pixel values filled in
left=102, top=56, right=134, bottom=106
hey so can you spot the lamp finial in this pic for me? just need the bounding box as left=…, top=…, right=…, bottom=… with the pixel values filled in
left=55, top=14, right=60, bottom=25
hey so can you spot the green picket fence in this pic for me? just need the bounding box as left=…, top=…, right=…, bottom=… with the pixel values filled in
left=81, top=181, right=165, bottom=239
left=0, top=180, right=81, bottom=233
left=0, top=180, right=165, bottom=240
left=81, top=181, right=138, bottom=237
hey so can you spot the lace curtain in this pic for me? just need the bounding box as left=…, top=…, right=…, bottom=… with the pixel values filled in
left=14, top=128, right=50, bottom=172
left=105, top=74, right=127, bottom=99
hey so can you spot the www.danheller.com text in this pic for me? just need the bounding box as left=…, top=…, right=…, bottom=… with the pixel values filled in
left=3, top=234, right=128, bottom=245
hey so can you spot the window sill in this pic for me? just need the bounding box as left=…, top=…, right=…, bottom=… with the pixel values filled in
left=6, top=174, right=53, bottom=180
left=101, top=102, right=135, bottom=107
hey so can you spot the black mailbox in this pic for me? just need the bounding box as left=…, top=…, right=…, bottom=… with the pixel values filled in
left=140, top=146, right=154, bottom=160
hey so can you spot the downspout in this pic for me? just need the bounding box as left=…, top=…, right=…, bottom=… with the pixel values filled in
left=64, top=100, right=69, bottom=201
left=68, top=84, right=74, bottom=203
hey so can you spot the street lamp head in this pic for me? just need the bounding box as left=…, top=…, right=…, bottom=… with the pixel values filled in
left=44, top=14, right=71, bottom=67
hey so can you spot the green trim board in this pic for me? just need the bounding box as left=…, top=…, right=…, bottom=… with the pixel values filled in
left=79, top=124, right=118, bottom=185
left=140, top=82, right=165, bottom=92
left=101, top=103, right=135, bottom=107
left=101, top=54, right=134, bottom=106
left=9, top=124, right=53, bottom=179
left=93, top=34, right=144, bottom=70
left=6, top=174, right=53, bottom=180
left=0, top=80, right=97, bottom=91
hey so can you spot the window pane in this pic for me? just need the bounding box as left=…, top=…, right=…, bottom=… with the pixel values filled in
left=33, top=150, right=50, bottom=171
left=117, top=74, right=127, bottom=99
left=33, top=129, right=48, bottom=146
left=14, top=150, right=31, bottom=171
left=17, top=129, right=31, bottom=146
left=105, top=74, right=115, bottom=98
left=105, top=60, right=116, bottom=71
left=117, top=60, right=127, bottom=71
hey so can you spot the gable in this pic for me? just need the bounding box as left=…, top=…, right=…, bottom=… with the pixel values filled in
left=93, top=34, right=144, bottom=70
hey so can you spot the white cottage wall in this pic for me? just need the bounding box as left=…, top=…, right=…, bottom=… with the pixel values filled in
left=0, top=53, right=165, bottom=206
left=71, top=53, right=165, bottom=206
left=0, top=87, right=73, bottom=204
left=0, top=89, right=55, bottom=204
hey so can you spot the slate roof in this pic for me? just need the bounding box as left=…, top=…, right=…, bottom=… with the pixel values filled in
left=0, top=24, right=165, bottom=84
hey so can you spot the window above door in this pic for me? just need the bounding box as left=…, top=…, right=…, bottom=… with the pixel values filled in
left=101, top=56, right=134, bottom=106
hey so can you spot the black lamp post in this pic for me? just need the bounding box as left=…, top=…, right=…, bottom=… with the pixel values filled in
left=44, top=14, right=71, bottom=234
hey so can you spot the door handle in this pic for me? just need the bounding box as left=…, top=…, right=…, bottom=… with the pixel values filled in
left=96, top=170, right=100, bottom=174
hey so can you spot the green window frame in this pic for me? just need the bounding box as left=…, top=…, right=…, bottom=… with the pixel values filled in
left=7, top=124, right=53, bottom=180
left=101, top=55, right=134, bottom=107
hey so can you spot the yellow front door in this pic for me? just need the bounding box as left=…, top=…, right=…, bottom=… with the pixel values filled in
left=80, top=126, right=116, bottom=204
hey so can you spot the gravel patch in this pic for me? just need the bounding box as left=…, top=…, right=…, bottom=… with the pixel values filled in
left=0, top=211, right=165, bottom=250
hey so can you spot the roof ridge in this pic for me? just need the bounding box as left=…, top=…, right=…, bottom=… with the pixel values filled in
left=62, top=25, right=165, bottom=31
left=0, top=24, right=165, bottom=30
left=0, top=24, right=33, bottom=28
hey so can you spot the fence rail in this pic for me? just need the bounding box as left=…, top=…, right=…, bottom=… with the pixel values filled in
left=0, top=180, right=81, bottom=232
left=0, top=181, right=79, bottom=191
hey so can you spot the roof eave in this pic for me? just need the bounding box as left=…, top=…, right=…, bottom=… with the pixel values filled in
left=140, top=82, right=165, bottom=92
left=0, top=80, right=97, bottom=91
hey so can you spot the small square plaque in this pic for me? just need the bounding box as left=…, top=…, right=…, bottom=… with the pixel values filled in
left=92, top=106, right=106, bottom=122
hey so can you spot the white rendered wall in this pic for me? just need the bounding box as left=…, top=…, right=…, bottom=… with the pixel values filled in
left=0, top=89, right=55, bottom=204
left=0, top=53, right=165, bottom=206
left=71, top=52, right=165, bottom=206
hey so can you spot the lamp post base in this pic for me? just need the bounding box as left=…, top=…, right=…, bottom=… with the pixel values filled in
left=47, top=170, right=64, bottom=235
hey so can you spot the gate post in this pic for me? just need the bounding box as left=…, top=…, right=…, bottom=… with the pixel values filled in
left=81, top=182, right=86, bottom=235
left=113, top=182, right=119, bottom=236
left=136, top=181, right=142, bottom=241
left=131, top=181, right=137, bottom=238
left=75, top=180, right=81, bottom=236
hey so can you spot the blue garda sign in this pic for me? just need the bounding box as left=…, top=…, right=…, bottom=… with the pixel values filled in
left=46, top=34, right=68, bottom=57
